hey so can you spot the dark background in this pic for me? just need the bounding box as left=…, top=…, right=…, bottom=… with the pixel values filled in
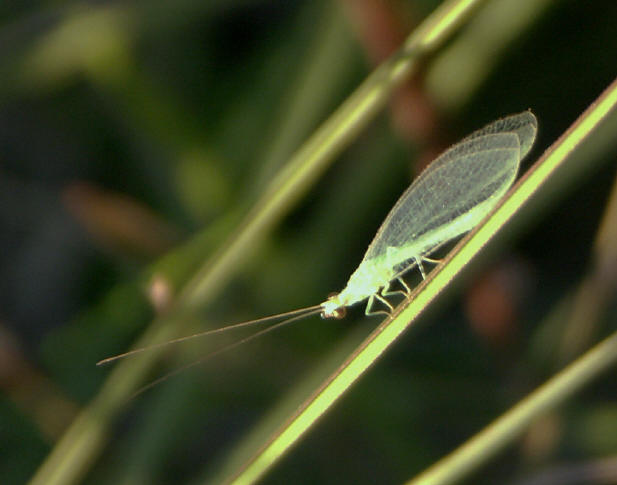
left=1, top=1, right=617, bottom=484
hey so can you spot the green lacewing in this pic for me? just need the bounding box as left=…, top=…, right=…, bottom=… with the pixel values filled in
left=99, top=111, right=537, bottom=367
left=322, top=110, right=537, bottom=318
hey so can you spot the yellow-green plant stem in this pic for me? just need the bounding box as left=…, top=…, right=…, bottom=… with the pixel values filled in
left=179, top=0, right=486, bottom=310
left=223, top=78, right=617, bottom=485
left=404, top=77, right=617, bottom=485
left=427, top=0, right=554, bottom=111
left=28, top=2, right=484, bottom=485
left=407, top=330, right=617, bottom=485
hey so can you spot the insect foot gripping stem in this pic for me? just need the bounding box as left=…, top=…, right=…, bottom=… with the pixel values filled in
left=321, top=293, right=347, bottom=320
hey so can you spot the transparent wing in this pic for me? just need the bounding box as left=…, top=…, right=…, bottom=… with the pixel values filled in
left=460, top=110, right=537, bottom=159
left=364, top=131, right=523, bottom=261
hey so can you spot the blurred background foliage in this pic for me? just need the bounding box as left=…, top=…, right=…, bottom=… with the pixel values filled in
left=1, top=0, right=617, bottom=484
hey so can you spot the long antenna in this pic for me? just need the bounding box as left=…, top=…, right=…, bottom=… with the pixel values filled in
left=129, top=306, right=324, bottom=398
left=97, top=304, right=323, bottom=366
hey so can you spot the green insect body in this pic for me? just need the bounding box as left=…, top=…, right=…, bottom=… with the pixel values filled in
left=99, top=112, right=539, bottom=371
left=321, top=111, right=537, bottom=318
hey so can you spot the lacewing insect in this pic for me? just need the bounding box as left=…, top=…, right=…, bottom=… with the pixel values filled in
left=99, top=111, right=537, bottom=368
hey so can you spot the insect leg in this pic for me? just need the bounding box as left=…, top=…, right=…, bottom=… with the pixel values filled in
left=416, top=258, right=427, bottom=279
left=381, top=278, right=408, bottom=296
left=418, top=256, right=442, bottom=277
left=375, top=293, right=394, bottom=312
left=397, top=277, right=411, bottom=296
left=365, top=294, right=392, bottom=317
left=383, top=279, right=409, bottom=297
